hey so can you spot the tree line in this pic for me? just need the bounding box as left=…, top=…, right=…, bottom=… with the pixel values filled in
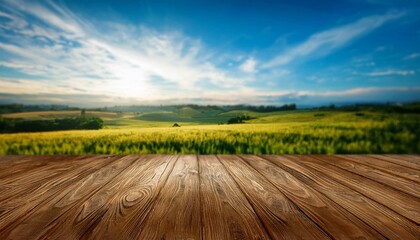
left=0, top=116, right=104, bottom=133
left=237, top=104, right=296, bottom=112
left=313, top=102, right=420, bottom=113
left=227, top=115, right=253, bottom=124
left=0, top=104, right=79, bottom=114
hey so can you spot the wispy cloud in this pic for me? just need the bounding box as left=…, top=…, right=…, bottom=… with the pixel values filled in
left=239, top=57, right=257, bottom=73
left=0, top=0, right=244, bottom=100
left=0, top=1, right=417, bottom=106
left=262, top=12, right=404, bottom=69
left=367, top=69, right=415, bottom=76
left=4, top=0, right=85, bottom=36
left=404, top=53, right=420, bottom=60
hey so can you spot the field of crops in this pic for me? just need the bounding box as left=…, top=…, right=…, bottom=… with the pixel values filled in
left=0, top=111, right=418, bottom=154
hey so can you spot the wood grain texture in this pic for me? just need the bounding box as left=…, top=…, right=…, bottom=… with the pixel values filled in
left=1, top=155, right=136, bottom=239
left=33, top=155, right=177, bottom=240
left=389, top=154, right=420, bottom=162
left=240, top=155, right=384, bottom=239
left=137, top=155, right=201, bottom=240
left=0, top=155, right=96, bottom=205
left=296, top=155, right=420, bottom=224
left=219, top=155, right=330, bottom=239
left=338, top=155, right=420, bottom=184
left=0, top=155, right=68, bottom=179
left=262, top=155, right=420, bottom=239
left=0, top=154, right=419, bottom=240
left=312, top=155, right=420, bottom=198
left=370, top=154, right=420, bottom=169
left=199, top=155, right=268, bottom=239
left=0, top=155, right=120, bottom=230
left=84, top=155, right=177, bottom=239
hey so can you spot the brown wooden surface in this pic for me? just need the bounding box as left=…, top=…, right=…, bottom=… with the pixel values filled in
left=0, top=155, right=419, bottom=239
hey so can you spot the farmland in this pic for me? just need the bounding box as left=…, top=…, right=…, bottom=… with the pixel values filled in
left=0, top=107, right=418, bottom=154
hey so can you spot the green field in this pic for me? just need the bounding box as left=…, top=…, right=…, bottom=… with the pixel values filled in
left=1, top=109, right=418, bottom=154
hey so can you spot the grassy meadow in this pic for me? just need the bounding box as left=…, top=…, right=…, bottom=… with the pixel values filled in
left=0, top=107, right=418, bottom=154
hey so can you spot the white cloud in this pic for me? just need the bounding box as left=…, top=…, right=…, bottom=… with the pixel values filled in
left=0, top=10, right=28, bottom=29
left=4, top=0, right=85, bottom=36
left=239, top=57, right=257, bottom=73
left=0, top=0, right=247, bottom=100
left=0, top=1, right=416, bottom=106
left=0, top=78, right=84, bottom=95
left=367, top=70, right=415, bottom=76
left=263, top=12, right=404, bottom=69
left=404, top=53, right=420, bottom=60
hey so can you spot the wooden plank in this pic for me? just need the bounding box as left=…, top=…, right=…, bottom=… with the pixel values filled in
left=0, top=155, right=120, bottom=223
left=297, top=155, right=420, bottom=224
left=261, top=155, right=420, bottom=239
left=0, top=155, right=137, bottom=239
left=0, top=155, right=61, bottom=186
left=0, top=155, right=96, bottom=204
left=370, top=154, right=420, bottom=169
left=0, top=154, right=419, bottom=239
left=198, top=155, right=269, bottom=239
left=240, top=155, right=384, bottom=239
left=0, top=155, right=31, bottom=167
left=0, top=155, right=46, bottom=166
left=137, top=155, right=201, bottom=240
left=406, top=154, right=420, bottom=161
left=0, top=155, right=61, bottom=179
left=84, top=155, right=177, bottom=239
left=0, top=155, right=89, bottom=171
left=386, top=154, right=420, bottom=162
left=30, top=155, right=178, bottom=239
left=0, top=155, right=23, bottom=162
left=312, top=155, right=420, bottom=198
left=338, top=155, right=420, bottom=184
left=219, top=155, right=330, bottom=239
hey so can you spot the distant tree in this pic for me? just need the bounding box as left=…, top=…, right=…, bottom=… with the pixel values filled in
left=82, top=118, right=104, bottom=129
left=81, top=109, right=86, bottom=117
left=173, top=123, right=181, bottom=127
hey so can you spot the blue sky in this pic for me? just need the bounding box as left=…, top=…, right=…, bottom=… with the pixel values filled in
left=0, top=0, right=419, bottom=107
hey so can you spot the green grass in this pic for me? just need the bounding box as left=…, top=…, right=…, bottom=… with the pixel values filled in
left=0, top=110, right=418, bottom=154
left=135, top=107, right=229, bottom=123
left=104, top=118, right=197, bottom=128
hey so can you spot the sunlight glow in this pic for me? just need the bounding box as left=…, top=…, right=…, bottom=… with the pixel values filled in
left=106, top=65, right=154, bottom=98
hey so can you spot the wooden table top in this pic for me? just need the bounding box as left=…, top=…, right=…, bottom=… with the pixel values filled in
left=0, top=155, right=419, bottom=239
